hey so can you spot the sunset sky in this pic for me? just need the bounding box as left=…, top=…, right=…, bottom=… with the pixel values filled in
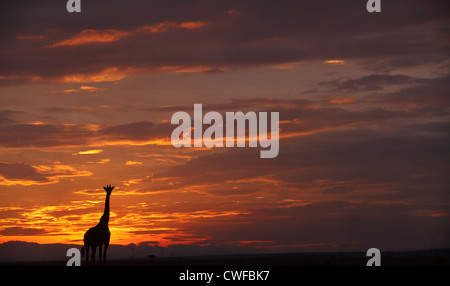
left=0, top=0, right=449, bottom=254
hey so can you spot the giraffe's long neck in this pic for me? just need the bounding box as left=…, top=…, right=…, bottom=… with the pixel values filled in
left=99, top=193, right=111, bottom=226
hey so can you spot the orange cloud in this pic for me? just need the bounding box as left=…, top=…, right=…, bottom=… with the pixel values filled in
left=78, top=150, right=104, bottom=155
left=50, top=89, right=78, bottom=94
left=178, top=21, right=207, bottom=29
left=0, top=176, right=52, bottom=187
left=36, top=162, right=93, bottom=180
left=324, top=60, right=345, bottom=65
left=48, top=21, right=207, bottom=48
left=97, top=138, right=173, bottom=147
left=27, top=121, right=45, bottom=125
left=271, top=63, right=296, bottom=70
left=59, top=67, right=133, bottom=83
left=79, top=86, right=103, bottom=92
left=125, top=161, right=143, bottom=165
left=0, top=162, right=92, bottom=187
left=139, top=21, right=207, bottom=33
left=48, top=29, right=130, bottom=47
left=0, top=201, right=104, bottom=244
left=328, top=97, right=357, bottom=104
left=50, top=86, right=103, bottom=94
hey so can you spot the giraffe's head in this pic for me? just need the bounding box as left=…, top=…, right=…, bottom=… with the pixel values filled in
left=103, top=185, right=114, bottom=196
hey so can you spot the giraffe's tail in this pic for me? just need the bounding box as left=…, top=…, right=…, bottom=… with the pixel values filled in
left=81, top=245, right=85, bottom=257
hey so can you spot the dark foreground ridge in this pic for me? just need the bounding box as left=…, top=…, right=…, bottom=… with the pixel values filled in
left=2, top=248, right=449, bottom=266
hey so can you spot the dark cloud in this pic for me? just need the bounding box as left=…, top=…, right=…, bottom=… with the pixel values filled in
left=155, top=124, right=449, bottom=189
left=193, top=201, right=450, bottom=251
left=0, top=161, right=48, bottom=182
left=371, top=76, right=450, bottom=108
left=146, top=99, right=314, bottom=117
left=0, top=121, right=173, bottom=148
left=0, top=123, right=92, bottom=148
left=42, top=107, right=93, bottom=113
left=205, top=187, right=260, bottom=197
left=407, top=121, right=450, bottom=135
left=322, top=186, right=352, bottom=195
left=320, top=74, right=415, bottom=91
left=0, top=227, right=48, bottom=236
left=363, top=54, right=448, bottom=73
left=0, top=1, right=448, bottom=253
left=1, top=0, right=448, bottom=84
left=318, top=74, right=450, bottom=119
left=0, top=109, right=19, bottom=125
left=99, top=121, right=172, bottom=141
left=148, top=97, right=450, bottom=216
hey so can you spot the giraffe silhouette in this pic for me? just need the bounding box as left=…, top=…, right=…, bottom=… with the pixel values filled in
left=81, top=185, right=114, bottom=266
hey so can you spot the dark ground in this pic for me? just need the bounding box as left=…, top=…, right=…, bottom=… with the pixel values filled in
left=2, top=248, right=449, bottom=266
left=1, top=251, right=448, bottom=284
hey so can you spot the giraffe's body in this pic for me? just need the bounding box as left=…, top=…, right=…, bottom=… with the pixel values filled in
left=82, top=185, right=113, bottom=265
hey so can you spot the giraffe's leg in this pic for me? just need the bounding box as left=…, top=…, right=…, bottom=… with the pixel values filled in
left=85, top=245, right=90, bottom=266
left=103, top=243, right=109, bottom=266
left=98, top=244, right=103, bottom=265
left=91, top=246, right=97, bottom=266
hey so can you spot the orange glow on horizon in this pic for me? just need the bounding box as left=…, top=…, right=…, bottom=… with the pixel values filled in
left=0, top=201, right=243, bottom=246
